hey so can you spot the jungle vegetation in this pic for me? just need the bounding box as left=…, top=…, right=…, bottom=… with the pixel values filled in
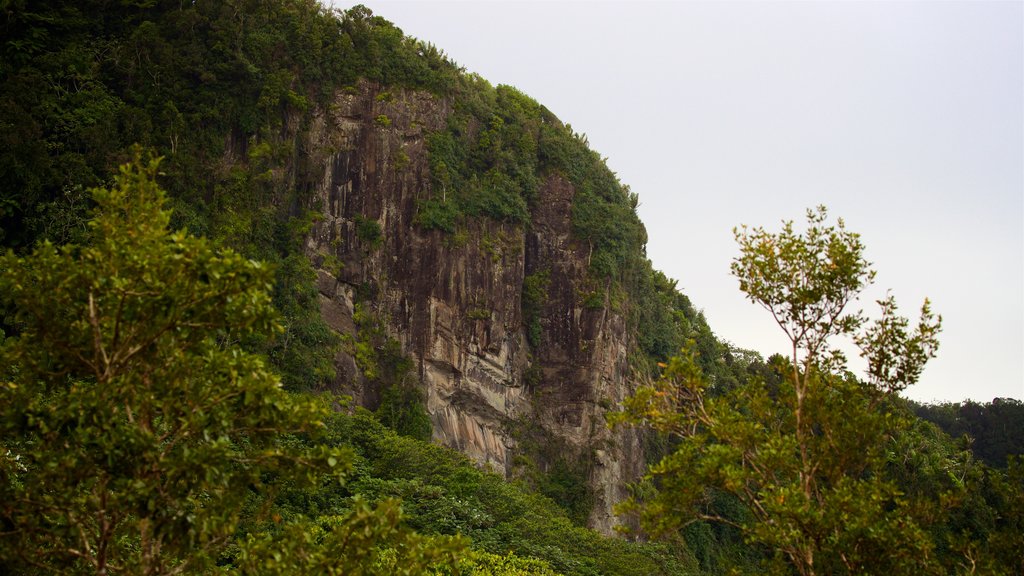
left=1, top=2, right=1020, bottom=574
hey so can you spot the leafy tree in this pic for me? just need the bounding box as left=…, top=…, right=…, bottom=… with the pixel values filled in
left=614, top=207, right=944, bottom=575
left=436, top=550, right=563, bottom=575
left=377, top=381, right=434, bottom=442
left=0, top=155, right=462, bottom=574
left=984, top=457, right=1024, bottom=574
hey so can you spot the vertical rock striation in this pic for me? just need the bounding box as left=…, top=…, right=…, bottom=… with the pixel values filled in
left=303, top=81, right=644, bottom=534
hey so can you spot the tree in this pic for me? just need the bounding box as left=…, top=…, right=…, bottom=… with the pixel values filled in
left=614, top=207, right=943, bottom=575
left=0, top=154, right=462, bottom=574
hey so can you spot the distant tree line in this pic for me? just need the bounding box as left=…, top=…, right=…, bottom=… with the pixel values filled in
left=912, top=397, right=1024, bottom=468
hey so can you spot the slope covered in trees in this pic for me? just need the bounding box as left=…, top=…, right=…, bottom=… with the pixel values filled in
left=0, top=154, right=703, bottom=575
left=0, top=0, right=733, bottom=386
left=1, top=2, right=1021, bottom=575
left=0, top=0, right=744, bottom=571
left=912, top=398, right=1024, bottom=468
left=1, top=0, right=748, bottom=535
left=613, top=208, right=1022, bottom=574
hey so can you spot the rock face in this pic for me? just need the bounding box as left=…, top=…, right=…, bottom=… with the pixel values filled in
left=303, top=81, right=645, bottom=534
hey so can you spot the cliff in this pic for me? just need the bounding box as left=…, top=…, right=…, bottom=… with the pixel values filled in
left=300, top=80, right=646, bottom=533
left=0, top=3, right=721, bottom=535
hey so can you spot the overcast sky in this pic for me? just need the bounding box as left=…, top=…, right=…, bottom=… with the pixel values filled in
left=332, top=0, right=1023, bottom=404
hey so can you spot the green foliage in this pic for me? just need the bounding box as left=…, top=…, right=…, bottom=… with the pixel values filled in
left=356, top=215, right=385, bottom=248
left=615, top=208, right=949, bottom=576
left=508, top=417, right=594, bottom=527
left=677, top=492, right=760, bottom=574
left=393, top=148, right=411, bottom=171
left=0, top=2, right=788, bottom=572
left=984, top=457, right=1024, bottom=574
left=264, top=249, right=342, bottom=391
left=0, top=0, right=464, bottom=389
left=319, top=410, right=697, bottom=576
left=232, top=495, right=465, bottom=576
left=10, top=6, right=1013, bottom=574
left=0, top=156, right=463, bottom=575
left=0, top=0, right=733, bottom=427
left=579, top=287, right=606, bottom=309
left=377, top=382, right=434, bottom=442
left=419, top=84, right=538, bottom=230
left=732, top=206, right=875, bottom=373
left=345, top=303, right=431, bottom=441
left=536, top=121, right=647, bottom=282
left=880, top=407, right=1024, bottom=574
left=913, top=398, right=1024, bottom=468
left=327, top=26, right=727, bottom=384
left=419, top=89, right=650, bottom=286
left=414, top=197, right=461, bottom=233
left=522, top=362, right=543, bottom=389
left=521, top=271, right=550, bottom=348
left=437, top=550, right=563, bottom=575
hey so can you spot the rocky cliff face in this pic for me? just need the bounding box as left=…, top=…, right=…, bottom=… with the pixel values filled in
left=301, top=81, right=645, bottom=534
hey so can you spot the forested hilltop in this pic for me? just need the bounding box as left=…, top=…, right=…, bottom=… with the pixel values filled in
left=1, top=2, right=1020, bottom=574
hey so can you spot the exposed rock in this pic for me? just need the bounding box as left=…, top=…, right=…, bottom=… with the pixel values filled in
left=300, top=80, right=644, bottom=535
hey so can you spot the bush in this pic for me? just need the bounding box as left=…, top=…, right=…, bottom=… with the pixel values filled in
left=356, top=215, right=384, bottom=247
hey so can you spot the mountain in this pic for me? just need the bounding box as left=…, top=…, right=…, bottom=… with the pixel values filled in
left=5, top=5, right=1022, bottom=575
left=0, top=1, right=748, bottom=534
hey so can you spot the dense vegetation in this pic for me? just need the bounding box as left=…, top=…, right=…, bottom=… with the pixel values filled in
left=0, top=0, right=724, bottom=384
left=0, top=158, right=465, bottom=574
left=1, top=1, right=1021, bottom=575
left=0, top=0, right=729, bottom=572
left=912, top=398, right=1024, bottom=468
left=418, top=69, right=727, bottom=380
left=0, top=157, right=702, bottom=575
left=613, top=209, right=1022, bottom=575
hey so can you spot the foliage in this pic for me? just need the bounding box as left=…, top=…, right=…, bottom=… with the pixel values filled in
left=263, top=249, right=342, bottom=391
left=614, top=208, right=948, bottom=576
left=232, top=494, right=465, bottom=576
left=521, top=270, right=549, bottom=348
left=0, top=156, right=463, bottom=574
left=0, top=0, right=732, bottom=397
left=983, top=457, right=1024, bottom=574
left=507, top=417, right=594, bottom=527
left=912, top=398, right=1024, bottom=468
left=731, top=207, right=876, bottom=371
left=355, top=215, right=385, bottom=248
left=345, top=302, right=432, bottom=441
left=9, top=4, right=1016, bottom=574
left=0, top=0, right=462, bottom=388
left=628, top=269, right=729, bottom=382
left=377, top=381, right=434, bottom=442
left=439, top=550, right=563, bottom=575
left=318, top=410, right=698, bottom=576
left=420, top=83, right=538, bottom=230
left=417, top=71, right=649, bottom=297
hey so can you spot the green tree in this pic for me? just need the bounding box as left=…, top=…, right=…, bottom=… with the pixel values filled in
left=435, top=550, right=563, bottom=575
left=985, top=457, right=1024, bottom=574
left=0, top=155, right=462, bottom=575
left=913, top=398, right=1024, bottom=468
left=614, top=207, right=943, bottom=576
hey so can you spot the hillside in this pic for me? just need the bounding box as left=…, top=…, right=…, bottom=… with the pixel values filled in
left=2, top=2, right=1021, bottom=575
left=1, top=0, right=751, bottom=534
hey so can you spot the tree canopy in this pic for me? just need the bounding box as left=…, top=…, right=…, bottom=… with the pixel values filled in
left=0, top=154, right=463, bottom=575
left=612, top=207, right=974, bottom=575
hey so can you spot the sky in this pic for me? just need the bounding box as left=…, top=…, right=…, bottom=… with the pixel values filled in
left=331, top=0, right=1023, bottom=404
